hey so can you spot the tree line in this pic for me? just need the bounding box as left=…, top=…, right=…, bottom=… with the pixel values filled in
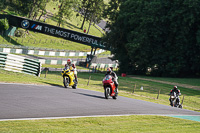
left=103, top=0, right=200, bottom=77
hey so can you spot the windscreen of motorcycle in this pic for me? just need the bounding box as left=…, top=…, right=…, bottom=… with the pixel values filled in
left=104, top=75, right=112, bottom=80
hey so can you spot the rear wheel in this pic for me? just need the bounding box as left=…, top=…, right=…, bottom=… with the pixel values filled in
left=112, top=96, right=117, bottom=99
left=104, top=87, right=110, bottom=99
left=112, top=88, right=118, bottom=99
left=178, top=104, right=182, bottom=109
left=72, top=84, right=77, bottom=89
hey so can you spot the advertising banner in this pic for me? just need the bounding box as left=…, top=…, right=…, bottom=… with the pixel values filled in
left=0, top=14, right=106, bottom=49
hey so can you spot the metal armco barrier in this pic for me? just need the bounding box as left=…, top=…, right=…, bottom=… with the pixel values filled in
left=0, top=52, right=41, bottom=76
left=89, top=63, right=118, bottom=69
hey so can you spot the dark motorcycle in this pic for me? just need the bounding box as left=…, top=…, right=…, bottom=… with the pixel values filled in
left=102, top=75, right=118, bottom=99
left=170, top=92, right=182, bottom=108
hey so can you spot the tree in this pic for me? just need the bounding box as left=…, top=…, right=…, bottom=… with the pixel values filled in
left=79, top=0, right=104, bottom=30
left=0, top=0, right=6, bottom=11
left=57, top=0, right=79, bottom=27
left=0, top=18, right=9, bottom=31
left=86, top=0, right=104, bottom=34
left=103, top=0, right=200, bottom=77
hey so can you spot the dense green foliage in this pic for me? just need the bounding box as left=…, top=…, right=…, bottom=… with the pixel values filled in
left=0, top=18, right=9, bottom=31
left=103, top=0, right=200, bottom=77
left=56, top=0, right=79, bottom=26
left=78, top=0, right=105, bottom=31
left=0, top=0, right=45, bottom=17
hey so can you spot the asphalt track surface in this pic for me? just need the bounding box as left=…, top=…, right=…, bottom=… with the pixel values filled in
left=0, top=83, right=200, bottom=121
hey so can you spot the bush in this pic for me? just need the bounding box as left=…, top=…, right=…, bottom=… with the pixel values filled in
left=0, top=18, right=9, bottom=31
left=14, top=29, right=25, bottom=37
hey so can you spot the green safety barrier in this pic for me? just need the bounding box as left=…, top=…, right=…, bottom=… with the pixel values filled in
left=0, top=52, right=41, bottom=76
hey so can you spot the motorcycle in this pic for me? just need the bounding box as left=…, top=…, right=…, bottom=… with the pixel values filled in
left=61, top=66, right=77, bottom=89
left=102, top=75, right=118, bottom=99
left=170, top=92, right=182, bottom=108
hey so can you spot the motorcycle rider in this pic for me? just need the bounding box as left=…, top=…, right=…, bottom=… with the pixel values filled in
left=169, top=86, right=181, bottom=106
left=105, top=67, right=119, bottom=94
left=65, top=58, right=78, bottom=83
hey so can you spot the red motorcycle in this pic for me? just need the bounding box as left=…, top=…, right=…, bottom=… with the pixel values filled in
left=102, top=75, right=118, bottom=99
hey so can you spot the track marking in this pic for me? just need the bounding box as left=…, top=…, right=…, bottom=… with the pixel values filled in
left=1, top=114, right=200, bottom=121
left=168, top=115, right=200, bottom=122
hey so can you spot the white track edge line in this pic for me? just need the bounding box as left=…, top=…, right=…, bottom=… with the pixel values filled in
left=1, top=114, right=200, bottom=121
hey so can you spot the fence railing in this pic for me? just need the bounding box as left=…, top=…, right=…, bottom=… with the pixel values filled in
left=0, top=52, right=41, bottom=76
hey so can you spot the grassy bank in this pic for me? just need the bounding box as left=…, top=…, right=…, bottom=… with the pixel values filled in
left=0, top=115, right=199, bottom=133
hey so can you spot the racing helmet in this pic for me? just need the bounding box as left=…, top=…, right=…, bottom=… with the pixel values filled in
left=174, top=86, right=178, bottom=89
left=67, top=58, right=72, bottom=65
left=107, top=67, right=112, bottom=74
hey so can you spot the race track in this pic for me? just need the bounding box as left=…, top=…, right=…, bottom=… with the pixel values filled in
left=0, top=83, right=200, bottom=120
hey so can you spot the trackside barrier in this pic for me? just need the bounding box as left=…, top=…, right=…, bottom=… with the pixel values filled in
left=0, top=52, right=41, bottom=76
left=89, top=63, right=118, bottom=69
left=0, top=47, right=105, bottom=57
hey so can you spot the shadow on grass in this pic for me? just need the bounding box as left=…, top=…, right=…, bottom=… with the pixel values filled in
left=41, top=71, right=61, bottom=75
left=74, top=92, right=105, bottom=99
left=1, top=35, right=23, bottom=46
left=51, top=16, right=81, bottom=30
left=65, top=21, right=81, bottom=30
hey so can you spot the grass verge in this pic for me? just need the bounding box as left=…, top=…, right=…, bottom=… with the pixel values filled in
left=0, top=115, right=199, bottom=133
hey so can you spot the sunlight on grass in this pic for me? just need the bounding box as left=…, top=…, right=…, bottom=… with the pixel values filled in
left=0, top=115, right=199, bottom=133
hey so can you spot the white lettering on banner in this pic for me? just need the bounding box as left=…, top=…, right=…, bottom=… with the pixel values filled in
left=44, top=27, right=103, bottom=47
left=44, top=27, right=55, bottom=34
left=55, top=30, right=71, bottom=38
left=70, top=34, right=99, bottom=46
left=44, top=27, right=49, bottom=32
left=50, top=28, right=55, bottom=34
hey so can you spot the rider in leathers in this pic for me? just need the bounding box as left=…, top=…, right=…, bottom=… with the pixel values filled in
left=65, top=58, right=78, bottom=83
left=105, top=67, right=119, bottom=94
left=169, top=86, right=181, bottom=106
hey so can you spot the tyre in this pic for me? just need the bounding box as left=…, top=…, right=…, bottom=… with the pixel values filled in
left=63, top=77, right=69, bottom=88
left=72, top=84, right=77, bottom=89
left=104, top=87, right=110, bottom=99
left=112, top=90, right=118, bottom=99
left=178, top=104, right=182, bottom=109
left=112, top=96, right=117, bottom=99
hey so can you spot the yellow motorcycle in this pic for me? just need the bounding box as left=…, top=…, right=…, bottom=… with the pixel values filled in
left=61, top=66, right=77, bottom=89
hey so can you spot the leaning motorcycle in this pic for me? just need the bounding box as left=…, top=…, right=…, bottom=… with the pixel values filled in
left=61, top=66, right=77, bottom=89
left=170, top=92, right=182, bottom=108
left=102, top=75, right=118, bottom=99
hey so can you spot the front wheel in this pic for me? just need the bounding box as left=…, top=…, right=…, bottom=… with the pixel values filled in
left=104, top=87, right=110, bottom=99
left=63, top=77, right=69, bottom=88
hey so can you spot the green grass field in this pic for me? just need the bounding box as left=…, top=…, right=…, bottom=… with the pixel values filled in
left=0, top=115, right=199, bottom=133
